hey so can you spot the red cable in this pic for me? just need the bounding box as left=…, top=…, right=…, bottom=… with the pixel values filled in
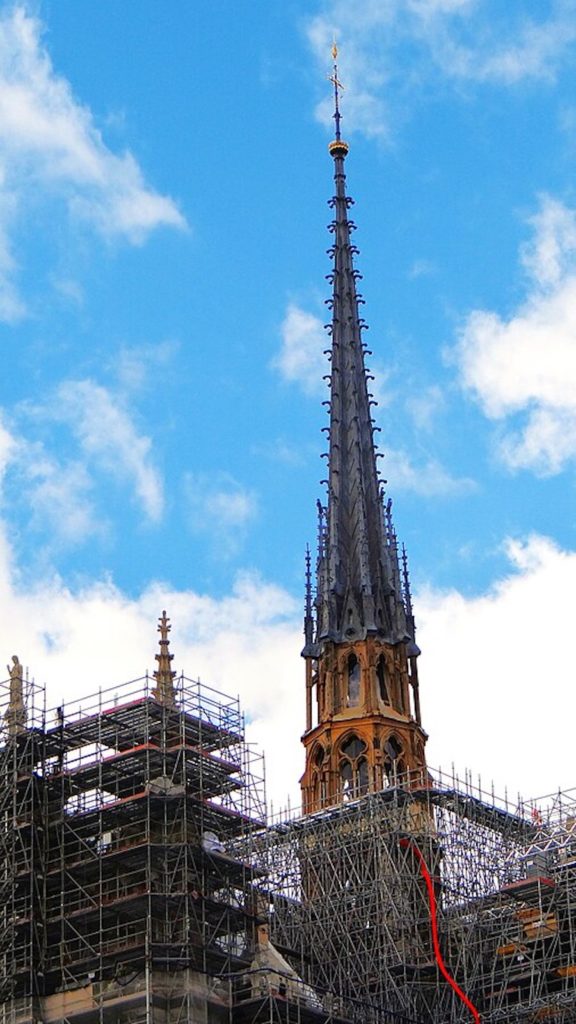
left=399, top=837, right=481, bottom=1024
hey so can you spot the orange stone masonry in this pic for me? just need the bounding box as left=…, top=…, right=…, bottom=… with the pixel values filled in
left=301, top=635, right=428, bottom=812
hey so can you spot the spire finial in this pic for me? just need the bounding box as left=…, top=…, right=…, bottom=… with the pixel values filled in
left=152, top=610, right=177, bottom=706
left=401, top=544, right=414, bottom=620
left=401, top=543, right=421, bottom=664
left=304, top=545, right=314, bottom=648
left=328, top=42, right=349, bottom=159
left=329, top=41, right=344, bottom=142
left=385, top=497, right=402, bottom=600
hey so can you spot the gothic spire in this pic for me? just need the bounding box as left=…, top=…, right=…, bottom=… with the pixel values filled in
left=152, top=611, right=177, bottom=706
left=313, top=48, right=408, bottom=647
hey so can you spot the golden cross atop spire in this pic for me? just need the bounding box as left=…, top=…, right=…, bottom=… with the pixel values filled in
left=328, top=40, right=345, bottom=98
left=327, top=40, right=348, bottom=154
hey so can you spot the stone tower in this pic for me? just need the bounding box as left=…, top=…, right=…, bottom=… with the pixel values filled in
left=300, top=53, right=428, bottom=814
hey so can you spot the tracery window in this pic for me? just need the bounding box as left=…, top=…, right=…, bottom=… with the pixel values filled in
left=383, top=734, right=403, bottom=786
left=398, top=675, right=406, bottom=714
left=311, top=662, right=319, bottom=727
left=339, top=759, right=353, bottom=799
left=357, top=757, right=369, bottom=794
left=347, top=654, right=361, bottom=706
left=339, top=733, right=369, bottom=800
left=311, top=744, right=325, bottom=807
left=333, top=671, right=342, bottom=713
left=341, top=735, right=366, bottom=759
left=376, top=655, right=389, bottom=703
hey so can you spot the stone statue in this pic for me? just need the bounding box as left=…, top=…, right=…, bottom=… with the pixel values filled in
left=7, top=654, right=22, bottom=683
left=5, top=654, right=26, bottom=736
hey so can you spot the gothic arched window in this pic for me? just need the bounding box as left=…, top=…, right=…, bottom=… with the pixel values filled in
left=383, top=735, right=404, bottom=787
left=309, top=745, right=323, bottom=806
left=347, top=654, right=361, bottom=707
left=311, top=744, right=325, bottom=807
left=339, top=759, right=354, bottom=800
left=357, top=757, right=369, bottom=796
left=339, top=734, right=368, bottom=800
left=376, top=655, right=389, bottom=703
left=341, top=735, right=366, bottom=760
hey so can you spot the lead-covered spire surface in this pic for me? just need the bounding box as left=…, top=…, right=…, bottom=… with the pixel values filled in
left=311, top=54, right=408, bottom=648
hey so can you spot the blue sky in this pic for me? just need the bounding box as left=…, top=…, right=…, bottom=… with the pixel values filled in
left=2, top=0, right=576, bottom=808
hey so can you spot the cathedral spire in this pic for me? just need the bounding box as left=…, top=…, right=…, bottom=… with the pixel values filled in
left=300, top=50, right=428, bottom=813
left=315, top=50, right=407, bottom=648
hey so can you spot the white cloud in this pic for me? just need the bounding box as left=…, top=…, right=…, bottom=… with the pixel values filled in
left=185, top=472, right=258, bottom=557
left=113, top=340, right=178, bottom=393
left=0, top=6, right=184, bottom=239
left=1, top=380, right=163, bottom=544
left=252, top=437, right=310, bottom=467
left=454, top=195, right=576, bottom=474
left=420, top=533, right=576, bottom=803
left=0, top=182, right=24, bottom=322
left=0, top=529, right=302, bottom=808
left=205, top=489, right=255, bottom=529
left=274, top=303, right=390, bottom=407
left=430, top=7, right=576, bottom=85
left=520, top=196, right=576, bottom=287
left=273, top=304, right=328, bottom=396
left=406, top=384, right=445, bottom=431
left=50, top=274, right=84, bottom=307
left=1, top=517, right=576, bottom=811
left=306, top=1, right=576, bottom=139
left=23, top=445, right=103, bottom=546
left=457, top=291, right=576, bottom=418
left=481, top=10, right=576, bottom=84
left=409, top=258, right=436, bottom=280
left=409, top=0, right=475, bottom=13
left=0, top=418, right=105, bottom=548
left=383, top=445, right=476, bottom=496
left=0, top=5, right=185, bottom=318
left=0, top=413, right=16, bottom=480
left=498, top=406, right=576, bottom=476
left=48, top=380, right=164, bottom=523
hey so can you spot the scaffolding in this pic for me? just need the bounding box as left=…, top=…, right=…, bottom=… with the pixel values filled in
left=0, top=656, right=353, bottom=1024
left=5, top=660, right=576, bottom=1024
left=0, top=666, right=47, bottom=1024
left=258, top=768, right=576, bottom=1024
left=0, top=666, right=271, bottom=1023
